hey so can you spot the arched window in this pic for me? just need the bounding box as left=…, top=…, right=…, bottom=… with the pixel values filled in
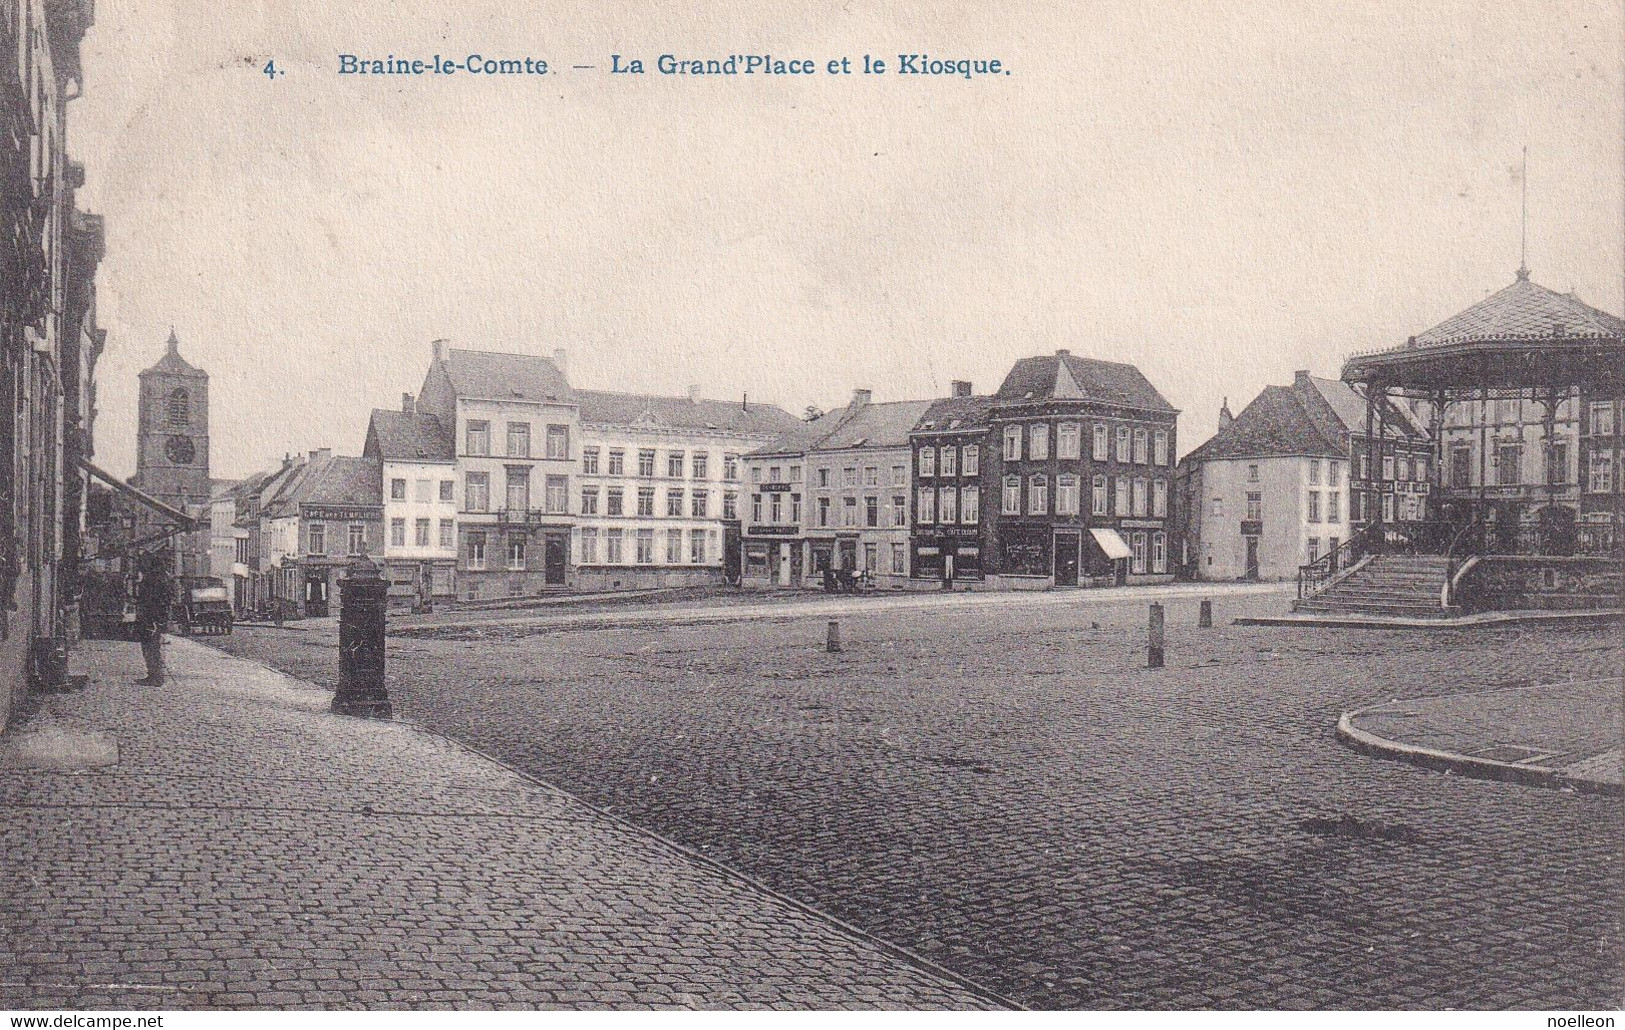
left=167, top=388, right=189, bottom=427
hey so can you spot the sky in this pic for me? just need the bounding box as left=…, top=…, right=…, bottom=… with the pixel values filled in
left=71, top=1, right=1624, bottom=480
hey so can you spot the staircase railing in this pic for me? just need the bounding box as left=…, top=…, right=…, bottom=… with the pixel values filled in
left=1297, top=523, right=1378, bottom=601
left=1442, top=516, right=1480, bottom=607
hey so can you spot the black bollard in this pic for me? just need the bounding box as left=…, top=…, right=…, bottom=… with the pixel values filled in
left=1199, top=599, right=1212, bottom=628
left=1148, top=603, right=1165, bottom=669
left=333, top=557, right=391, bottom=718
left=826, top=620, right=842, bottom=653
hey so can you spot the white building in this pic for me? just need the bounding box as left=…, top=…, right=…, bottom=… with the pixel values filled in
left=364, top=395, right=458, bottom=608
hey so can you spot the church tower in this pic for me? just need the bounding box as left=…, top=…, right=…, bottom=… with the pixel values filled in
left=133, top=329, right=211, bottom=575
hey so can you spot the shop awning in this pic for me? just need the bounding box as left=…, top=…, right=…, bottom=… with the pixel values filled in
left=1090, top=527, right=1133, bottom=561
left=79, top=459, right=200, bottom=528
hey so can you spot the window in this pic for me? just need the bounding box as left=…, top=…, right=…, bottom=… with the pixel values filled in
left=918, top=487, right=936, bottom=523
left=723, top=454, right=739, bottom=480
left=1414, top=458, right=1427, bottom=483
left=1589, top=450, right=1615, bottom=493
left=1133, top=428, right=1147, bottom=464
left=1590, top=401, right=1616, bottom=437
left=545, top=476, right=568, bottom=514
left=439, top=480, right=455, bottom=503
left=666, top=528, right=682, bottom=564
left=1328, top=492, right=1341, bottom=522
left=1030, top=424, right=1050, bottom=460
left=167, top=388, right=189, bottom=427
left=390, top=478, right=407, bottom=500
left=1246, top=492, right=1262, bottom=521
left=466, top=420, right=490, bottom=456
left=1003, top=426, right=1022, bottom=461
left=1131, top=477, right=1147, bottom=517
left=1093, top=424, right=1109, bottom=461
left=438, top=519, right=454, bottom=549
left=1359, top=454, right=1371, bottom=481
left=413, top=479, right=431, bottom=503
left=1029, top=475, right=1048, bottom=515
left=1212, top=496, right=1225, bottom=518
left=1498, top=396, right=1520, bottom=424
left=606, top=487, right=624, bottom=516
left=752, top=494, right=764, bottom=524
left=638, top=450, right=656, bottom=477
left=938, top=488, right=957, bottom=524
left=505, top=468, right=530, bottom=512
left=1547, top=441, right=1569, bottom=485
left=608, top=449, right=625, bottom=475
left=866, top=496, right=881, bottom=527
left=1152, top=479, right=1168, bottom=517
left=1056, top=474, right=1079, bottom=515
left=1002, top=476, right=1021, bottom=515
left=1382, top=455, right=1395, bottom=481
left=507, top=535, right=527, bottom=571
left=692, top=490, right=708, bottom=518
left=606, top=529, right=624, bottom=564
left=1130, top=531, right=1146, bottom=574
left=751, top=466, right=763, bottom=484
left=1307, top=538, right=1320, bottom=564
left=635, top=529, right=654, bottom=565
left=415, top=518, right=430, bottom=547
left=864, top=466, right=879, bottom=486
left=962, top=446, right=979, bottom=477
left=722, top=493, right=737, bottom=520
left=1151, top=531, right=1166, bottom=573
left=1308, top=459, right=1322, bottom=486
left=582, top=447, right=600, bottom=474
left=842, top=496, right=859, bottom=527
left=692, top=453, right=709, bottom=479
left=1496, top=443, right=1522, bottom=486
left=1115, top=478, right=1130, bottom=516
left=842, top=467, right=858, bottom=488
left=581, top=487, right=599, bottom=515
left=348, top=523, right=367, bottom=555
left=892, top=495, right=907, bottom=527
left=892, top=543, right=907, bottom=576
left=689, top=530, right=707, bottom=564
left=1153, top=429, right=1169, bottom=466
left=1116, top=426, right=1131, bottom=463
left=892, top=464, right=908, bottom=486
left=1091, top=475, right=1107, bottom=515
left=1057, top=423, right=1080, bottom=459
left=307, top=523, right=326, bottom=555
left=816, top=496, right=830, bottom=527
left=506, top=422, right=531, bottom=458
left=236, top=538, right=250, bottom=565
left=1396, top=457, right=1409, bottom=482
left=1450, top=444, right=1472, bottom=489
left=789, top=493, right=801, bottom=523
left=939, top=447, right=957, bottom=477
left=1382, top=493, right=1395, bottom=521
left=637, top=487, right=656, bottom=516
left=579, top=527, right=599, bottom=564
left=465, top=473, right=489, bottom=512
left=667, top=451, right=685, bottom=478
left=540, top=424, right=565, bottom=460
left=1247, top=463, right=1259, bottom=483
left=1329, top=462, right=1342, bottom=488
left=1307, top=491, right=1321, bottom=523
left=816, top=467, right=830, bottom=488
left=769, top=494, right=782, bottom=525
left=390, top=518, right=406, bottom=548
left=919, top=447, right=936, bottom=477
left=467, top=531, right=487, bottom=570
left=666, top=490, right=684, bottom=517
left=961, top=487, right=979, bottom=525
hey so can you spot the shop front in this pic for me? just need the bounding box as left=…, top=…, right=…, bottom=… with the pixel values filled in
left=742, top=526, right=803, bottom=589
left=913, top=526, right=984, bottom=585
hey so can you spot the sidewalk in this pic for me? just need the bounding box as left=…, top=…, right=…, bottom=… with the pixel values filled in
left=1339, top=677, right=1623, bottom=796
left=0, top=638, right=998, bottom=1010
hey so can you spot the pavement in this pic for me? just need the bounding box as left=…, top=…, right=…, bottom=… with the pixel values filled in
left=1240, top=609, right=1624, bottom=630
left=1341, top=677, right=1623, bottom=795
left=0, top=637, right=999, bottom=1010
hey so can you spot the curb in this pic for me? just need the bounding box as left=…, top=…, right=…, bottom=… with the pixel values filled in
left=1335, top=710, right=1623, bottom=798
left=1238, top=609, right=1624, bottom=630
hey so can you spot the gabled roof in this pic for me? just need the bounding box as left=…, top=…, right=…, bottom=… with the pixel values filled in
left=262, top=455, right=381, bottom=517
left=366, top=409, right=453, bottom=462
left=574, top=390, right=801, bottom=437
left=994, top=351, right=1176, bottom=412
left=1182, top=385, right=1343, bottom=464
left=1303, top=375, right=1427, bottom=440
left=440, top=348, right=573, bottom=404
left=913, top=395, right=997, bottom=434
left=210, top=469, right=276, bottom=504
left=813, top=399, right=936, bottom=451
left=753, top=408, right=843, bottom=458
left=1410, top=274, right=1624, bottom=348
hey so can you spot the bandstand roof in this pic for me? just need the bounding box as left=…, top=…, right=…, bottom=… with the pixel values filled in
left=1342, top=272, right=1624, bottom=393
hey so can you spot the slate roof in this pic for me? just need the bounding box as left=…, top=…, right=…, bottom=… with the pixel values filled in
left=262, top=455, right=381, bottom=517
left=994, top=351, right=1176, bottom=412
left=1303, top=376, right=1427, bottom=440
left=140, top=329, right=205, bottom=377
left=367, top=409, right=453, bottom=462
left=1182, top=386, right=1343, bottom=464
left=754, top=410, right=843, bottom=457
left=1410, top=274, right=1624, bottom=348
left=441, top=348, right=573, bottom=403
left=912, top=394, right=997, bottom=434
left=574, top=390, right=802, bottom=437
left=813, top=399, right=936, bottom=451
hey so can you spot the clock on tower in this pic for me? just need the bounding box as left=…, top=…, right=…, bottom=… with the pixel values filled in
left=133, top=329, right=211, bottom=575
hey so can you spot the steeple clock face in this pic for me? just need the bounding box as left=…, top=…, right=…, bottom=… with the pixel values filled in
left=164, top=435, right=197, bottom=465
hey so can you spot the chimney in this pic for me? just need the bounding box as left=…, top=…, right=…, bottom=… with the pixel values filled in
left=402, top=392, right=415, bottom=414
left=851, top=388, right=872, bottom=409
left=1055, top=348, right=1070, bottom=357
left=553, top=347, right=568, bottom=375
left=1293, top=370, right=1311, bottom=389
left=950, top=380, right=972, bottom=398
left=687, top=384, right=701, bottom=404
left=1218, top=398, right=1234, bottom=430
left=431, top=339, right=449, bottom=363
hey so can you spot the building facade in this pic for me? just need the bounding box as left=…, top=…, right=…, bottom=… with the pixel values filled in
left=364, top=395, right=457, bottom=610
left=131, top=331, right=210, bottom=577
left=258, top=451, right=382, bottom=617
left=908, top=384, right=990, bottom=585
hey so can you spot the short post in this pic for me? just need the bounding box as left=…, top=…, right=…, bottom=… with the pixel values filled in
left=1199, top=599, right=1212, bottom=628
left=333, top=557, right=391, bottom=718
left=1147, top=603, right=1165, bottom=669
left=826, top=620, right=842, bottom=653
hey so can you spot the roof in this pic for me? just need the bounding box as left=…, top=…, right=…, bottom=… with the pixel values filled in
left=1409, top=274, right=1624, bottom=348
left=1303, top=376, right=1427, bottom=440
left=753, top=409, right=843, bottom=457
left=574, top=390, right=802, bottom=437
left=140, top=329, right=205, bottom=378
left=367, top=409, right=453, bottom=462
left=440, top=348, right=572, bottom=403
left=262, top=455, right=381, bottom=518
left=913, top=394, right=997, bottom=434
left=1182, top=385, right=1343, bottom=464
left=994, top=351, right=1176, bottom=412
left=209, top=470, right=275, bottom=504
left=813, top=399, right=936, bottom=451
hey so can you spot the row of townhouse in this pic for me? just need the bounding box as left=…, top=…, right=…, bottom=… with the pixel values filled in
left=739, top=349, right=1182, bottom=590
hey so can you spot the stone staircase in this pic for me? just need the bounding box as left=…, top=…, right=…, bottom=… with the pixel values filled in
left=1293, top=554, right=1458, bottom=618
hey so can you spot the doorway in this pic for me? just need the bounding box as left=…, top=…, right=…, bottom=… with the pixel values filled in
left=544, top=533, right=567, bottom=585
left=304, top=572, right=329, bottom=617
left=1054, top=531, right=1080, bottom=586
left=1244, top=535, right=1260, bottom=580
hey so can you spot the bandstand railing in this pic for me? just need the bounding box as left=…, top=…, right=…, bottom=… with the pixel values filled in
left=1296, top=523, right=1379, bottom=600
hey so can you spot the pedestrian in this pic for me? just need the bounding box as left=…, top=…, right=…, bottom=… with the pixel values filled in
left=133, top=548, right=174, bottom=686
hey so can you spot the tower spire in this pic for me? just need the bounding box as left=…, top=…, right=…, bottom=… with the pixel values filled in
left=1516, top=145, right=1529, bottom=281
left=166, top=326, right=179, bottom=354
